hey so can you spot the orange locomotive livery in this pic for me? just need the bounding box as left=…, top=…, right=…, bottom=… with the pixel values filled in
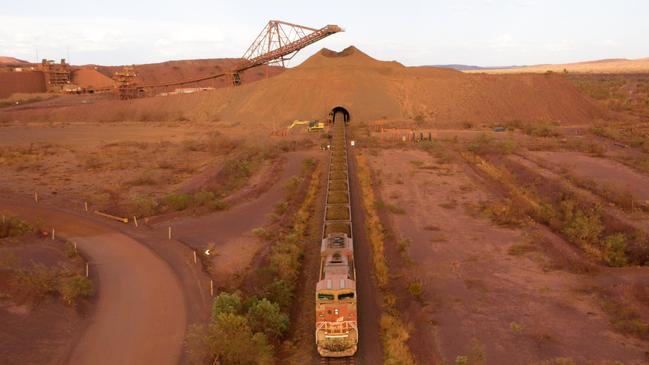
left=316, top=116, right=358, bottom=357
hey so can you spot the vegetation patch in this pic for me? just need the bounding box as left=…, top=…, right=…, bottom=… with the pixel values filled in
left=463, top=152, right=649, bottom=267
left=356, top=153, right=416, bottom=365
left=0, top=214, right=31, bottom=238
left=467, top=134, right=519, bottom=155
left=600, top=295, right=649, bottom=340
left=491, top=120, right=560, bottom=137
left=187, top=159, right=320, bottom=364
left=10, top=263, right=94, bottom=306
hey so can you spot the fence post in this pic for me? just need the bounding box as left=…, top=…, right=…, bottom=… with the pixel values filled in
left=133, top=216, right=138, bottom=227
left=193, top=251, right=197, bottom=264
left=85, top=262, right=89, bottom=277
left=34, top=192, right=39, bottom=203
left=84, top=201, right=89, bottom=212
left=210, top=280, right=214, bottom=297
left=168, top=226, right=172, bottom=240
left=51, top=228, right=55, bottom=240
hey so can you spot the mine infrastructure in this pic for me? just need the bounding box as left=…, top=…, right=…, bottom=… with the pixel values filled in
left=115, top=20, right=343, bottom=99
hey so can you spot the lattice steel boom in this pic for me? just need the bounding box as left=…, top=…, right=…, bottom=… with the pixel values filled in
left=231, top=21, right=343, bottom=85
left=122, top=20, right=342, bottom=96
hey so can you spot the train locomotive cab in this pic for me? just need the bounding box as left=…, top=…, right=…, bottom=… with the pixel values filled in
left=315, top=233, right=358, bottom=357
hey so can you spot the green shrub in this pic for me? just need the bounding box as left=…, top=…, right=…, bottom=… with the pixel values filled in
left=467, top=134, right=518, bottom=155
left=164, top=193, right=193, bottom=211
left=246, top=298, right=289, bottom=340
left=521, top=121, right=559, bottom=137
left=380, top=314, right=416, bottom=365
left=560, top=205, right=603, bottom=249
left=207, top=313, right=273, bottom=365
left=601, top=233, right=628, bottom=267
left=132, top=196, right=160, bottom=217
left=408, top=281, right=423, bottom=298
left=601, top=298, right=649, bottom=339
left=58, top=274, right=94, bottom=305
left=264, top=279, right=294, bottom=310
left=481, top=200, right=528, bottom=227
left=0, top=215, right=31, bottom=238
left=12, top=264, right=59, bottom=302
left=212, top=292, right=243, bottom=316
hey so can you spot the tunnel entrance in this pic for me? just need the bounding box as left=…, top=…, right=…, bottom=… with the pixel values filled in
left=330, top=106, right=350, bottom=124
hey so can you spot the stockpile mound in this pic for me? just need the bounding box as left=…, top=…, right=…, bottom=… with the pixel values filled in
left=0, top=57, right=29, bottom=66
left=171, top=46, right=605, bottom=125
left=72, top=68, right=114, bottom=90
left=2, top=47, right=606, bottom=126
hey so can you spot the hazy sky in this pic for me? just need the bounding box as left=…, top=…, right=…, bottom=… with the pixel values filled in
left=1, top=0, right=648, bottom=67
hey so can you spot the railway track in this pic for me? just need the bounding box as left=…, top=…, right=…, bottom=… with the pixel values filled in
left=316, top=113, right=358, bottom=364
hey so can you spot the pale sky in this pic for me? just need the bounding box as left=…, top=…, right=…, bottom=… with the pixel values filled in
left=1, top=0, right=648, bottom=67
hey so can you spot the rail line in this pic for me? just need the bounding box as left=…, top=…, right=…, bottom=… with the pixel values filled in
left=315, top=113, right=358, bottom=363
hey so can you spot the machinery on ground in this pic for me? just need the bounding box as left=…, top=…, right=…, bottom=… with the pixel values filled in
left=316, top=114, right=358, bottom=359
left=287, top=119, right=325, bottom=132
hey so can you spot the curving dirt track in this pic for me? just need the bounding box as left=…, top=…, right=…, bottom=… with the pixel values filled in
left=0, top=200, right=187, bottom=365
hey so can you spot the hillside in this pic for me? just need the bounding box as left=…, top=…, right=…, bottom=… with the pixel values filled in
left=1, top=46, right=607, bottom=126
left=0, top=57, right=29, bottom=66
left=95, top=59, right=283, bottom=87
left=465, top=57, right=649, bottom=74
left=140, top=46, right=605, bottom=125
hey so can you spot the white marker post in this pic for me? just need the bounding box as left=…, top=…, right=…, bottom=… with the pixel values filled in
left=74, top=241, right=77, bottom=253
left=168, top=226, right=172, bottom=240
left=84, top=201, right=89, bottom=212
left=193, top=251, right=197, bottom=264
left=51, top=228, right=55, bottom=240
left=34, top=192, right=39, bottom=203
left=133, top=216, right=138, bottom=227
left=210, top=280, right=214, bottom=297
left=85, top=262, right=89, bottom=277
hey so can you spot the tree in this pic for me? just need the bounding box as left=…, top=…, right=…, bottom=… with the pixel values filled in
left=208, top=313, right=273, bottom=365
left=246, top=298, right=289, bottom=340
left=212, top=292, right=242, bottom=317
left=264, top=279, right=294, bottom=310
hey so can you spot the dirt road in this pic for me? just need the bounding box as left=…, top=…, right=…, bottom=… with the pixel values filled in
left=0, top=201, right=187, bottom=365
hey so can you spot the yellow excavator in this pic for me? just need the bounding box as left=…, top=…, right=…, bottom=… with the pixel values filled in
left=287, top=119, right=325, bottom=132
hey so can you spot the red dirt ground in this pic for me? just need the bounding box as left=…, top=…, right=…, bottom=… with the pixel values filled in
left=367, top=148, right=649, bottom=365
left=160, top=151, right=321, bottom=286
left=528, top=150, right=649, bottom=200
